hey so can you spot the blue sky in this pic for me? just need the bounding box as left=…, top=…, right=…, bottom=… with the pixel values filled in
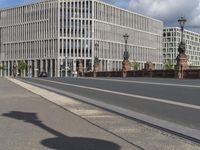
left=0, top=0, right=30, bottom=8
left=0, top=0, right=200, bottom=33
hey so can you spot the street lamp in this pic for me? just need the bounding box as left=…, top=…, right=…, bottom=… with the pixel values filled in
left=177, top=17, right=187, bottom=55
left=175, top=16, right=188, bottom=79
left=178, top=16, right=187, bottom=43
left=122, top=34, right=131, bottom=77
left=123, top=34, right=129, bottom=60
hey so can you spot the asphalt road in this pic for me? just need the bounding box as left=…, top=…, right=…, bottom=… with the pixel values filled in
left=23, top=77, right=200, bottom=131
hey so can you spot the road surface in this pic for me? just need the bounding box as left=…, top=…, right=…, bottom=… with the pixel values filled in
left=23, top=77, right=200, bottom=136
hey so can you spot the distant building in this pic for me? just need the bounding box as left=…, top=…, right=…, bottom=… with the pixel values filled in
left=0, top=0, right=163, bottom=77
left=163, top=27, right=200, bottom=68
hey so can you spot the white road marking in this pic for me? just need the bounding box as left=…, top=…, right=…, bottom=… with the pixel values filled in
left=80, top=77, right=200, bottom=88
left=32, top=78, right=200, bottom=110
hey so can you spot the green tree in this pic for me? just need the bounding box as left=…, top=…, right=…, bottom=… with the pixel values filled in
left=18, top=61, right=27, bottom=77
left=131, top=61, right=140, bottom=70
left=165, top=60, right=174, bottom=70
left=0, top=65, right=5, bottom=70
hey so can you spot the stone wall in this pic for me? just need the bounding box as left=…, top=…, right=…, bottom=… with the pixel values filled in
left=84, top=69, right=200, bottom=79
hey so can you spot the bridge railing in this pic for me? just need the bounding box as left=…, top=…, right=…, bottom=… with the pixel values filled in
left=84, top=69, right=200, bottom=79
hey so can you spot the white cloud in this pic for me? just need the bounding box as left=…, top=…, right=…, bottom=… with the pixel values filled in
left=128, top=0, right=200, bottom=30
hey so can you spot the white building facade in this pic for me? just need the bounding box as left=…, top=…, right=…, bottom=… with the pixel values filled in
left=163, top=27, right=200, bottom=68
left=0, top=0, right=163, bottom=77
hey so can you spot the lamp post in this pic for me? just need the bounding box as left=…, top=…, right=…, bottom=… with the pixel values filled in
left=177, top=16, right=187, bottom=55
left=122, top=34, right=130, bottom=77
left=123, top=34, right=129, bottom=60
left=175, top=16, right=188, bottom=79
left=178, top=16, right=187, bottom=44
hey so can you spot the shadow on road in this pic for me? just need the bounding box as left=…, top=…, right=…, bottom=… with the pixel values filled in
left=2, top=111, right=121, bottom=150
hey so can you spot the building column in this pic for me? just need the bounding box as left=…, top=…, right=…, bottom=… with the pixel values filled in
left=3, top=61, right=6, bottom=76
left=45, top=59, right=48, bottom=73
left=34, top=60, right=37, bottom=77
left=91, top=58, right=94, bottom=72
left=102, top=60, right=105, bottom=71
left=65, top=57, right=68, bottom=77
left=100, top=60, right=102, bottom=72
left=73, top=59, right=76, bottom=73
left=55, top=59, right=57, bottom=77
left=59, top=59, right=61, bottom=77
left=50, top=59, right=53, bottom=77
left=40, top=59, right=43, bottom=73
left=27, top=60, right=30, bottom=77
left=55, top=59, right=60, bottom=77
left=118, top=61, right=120, bottom=71
left=29, top=60, right=33, bottom=77
left=84, top=59, right=87, bottom=72
left=16, top=61, right=19, bottom=76
left=7, top=61, right=10, bottom=76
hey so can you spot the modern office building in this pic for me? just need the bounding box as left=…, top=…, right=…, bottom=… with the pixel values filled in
left=0, top=0, right=163, bottom=77
left=163, top=27, right=200, bottom=68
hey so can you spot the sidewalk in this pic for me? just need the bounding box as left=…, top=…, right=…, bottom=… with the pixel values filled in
left=1, top=77, right=200, bottom=150
left=0, top=78, right=138, bottom=150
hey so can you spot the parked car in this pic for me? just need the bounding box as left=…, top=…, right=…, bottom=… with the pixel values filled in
left=39, top=71, right=48, bottom=77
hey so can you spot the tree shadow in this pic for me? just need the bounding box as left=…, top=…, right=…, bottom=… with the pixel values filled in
left=2, top=111, right=121, bottom=150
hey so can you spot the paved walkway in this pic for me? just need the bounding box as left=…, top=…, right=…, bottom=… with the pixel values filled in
left=0, top=78, right=137, bottom=150
left=1, top=77, right=200, bottom=150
